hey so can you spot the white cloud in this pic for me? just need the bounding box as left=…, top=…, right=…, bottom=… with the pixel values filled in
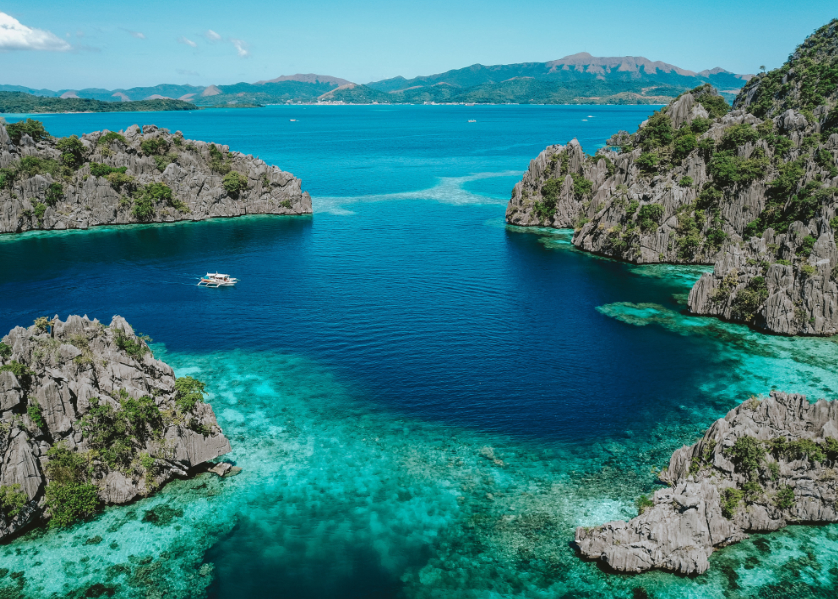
left=0, top=11, right=71, bottom=51
left=127, top=30, right=145, bottom=39
left=230, top=38, right=248, bottom=57
left=178, top=36, right=197, bottom=48
left=203, top=29, right=249, bottom=58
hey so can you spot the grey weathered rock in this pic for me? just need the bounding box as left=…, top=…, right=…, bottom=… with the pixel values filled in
left=506, top=28, right=838, bottom=334
left=0, top=315, right=231, bottom=539
left=687, top=216, right=838, bottom=335
left=575, top=391, right=838, bottom=574
left=0, top=123, right=312, bottom=234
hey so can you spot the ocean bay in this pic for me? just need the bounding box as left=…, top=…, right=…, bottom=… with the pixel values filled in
left=1, top=105, right=837, bottom=597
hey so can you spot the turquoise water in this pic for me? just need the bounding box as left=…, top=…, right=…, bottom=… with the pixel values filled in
left=1, top=106, right=838, bottom=597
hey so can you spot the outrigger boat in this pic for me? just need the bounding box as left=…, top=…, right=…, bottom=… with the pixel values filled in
left=198, top=273, right=238, bottom=288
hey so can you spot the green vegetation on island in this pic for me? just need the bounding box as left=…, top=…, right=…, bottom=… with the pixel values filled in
left=0, top=315, right=231, bottom=537
left=0, top=92, right=196, bottom=114
left=507, top=18, right=838, bottom=336
left=0, top=119, right=311, bottom=233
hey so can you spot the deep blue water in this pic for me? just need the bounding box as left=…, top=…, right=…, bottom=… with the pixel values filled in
left=2, top=106, right=838, bottom=598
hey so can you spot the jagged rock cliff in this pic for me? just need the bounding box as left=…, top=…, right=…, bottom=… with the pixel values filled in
left=575, top=391, right=838, bottom=575
left=0, top=315, right=230, bottom=539
left=505, top=85, right=747, bottom=264
left=507, top=19, right=838, bottom=335
left=687, top=20, right=838, bottom=334
left=687, top=217, right=838, bottom=335
left=0, top=120, right=312, bottom=234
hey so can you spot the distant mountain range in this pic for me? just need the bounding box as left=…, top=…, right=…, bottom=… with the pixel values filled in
left=1, top=55, right=753, bottom=108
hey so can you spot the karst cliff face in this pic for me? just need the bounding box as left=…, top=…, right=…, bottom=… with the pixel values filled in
left=576, top=392, right=838, bottom=575
left=508, top=19, right=838, bottom=335
left=0, top=121, right=312, bottom=234
left=0, top=315, right=230, bottom=539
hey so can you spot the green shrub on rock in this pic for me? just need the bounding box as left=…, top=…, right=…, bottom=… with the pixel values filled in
left=142, top=182, right=174, bottom=204
left=721, top=488, right=743, bottom=519
left=208, top=143, right=232, bottom=174
left=725, top=436, right=765, bottom=473
left=80, top=394, right=162, bottom=470
left=775, top=485, right=795, bottom=510
left=719, top=124, right=759, bottom=151
left=140, top=137, right=169, bottom=156
left=131, top=195, right=154, bottom=221
left=45, top=481, right=99, bottom=528
left=153, top=153, right=178, bottom=172
left=44, top=444, right=98, bottom=528
left=708, top=150, right=768, bottom=188
left=672, top=132, right=696, bottom=161
left=697, top=93, right=730, bottom=119
left=45, top=182, right=63, bottom=206
left=27, top=403, right=45, bottom=428
left=636, top=152, right=659, bottom=173
left=174, top=376, right=206, bottom=413
left=107, top=171, right=135, bottom=193
left=638, top=204, right=664, bottom=232
left=635, top=494, right=654, bottom=515
left=222, top=171, right=248, bottom=196
left=97, top=132, right=126, bottom=146
left=689, top=117, right=713, bottom=135
left=6, top=119, right=50, bottom=144
left=730, top=277, right=768, bottom=322
left=56, top=135, right=86, bottom=169
left=0, top=484, right=27, bottom=519
left=113, top=329, right=149, bottom=359
left=637, top=112, right=673, bottom=151
left=89, top=163, right=127, bottom=178
left=696, top=185, right=722, bottom=209
left=130, top=183, right=175, bottom=221
left=17, top=156, right=62, bottom=179
left=0, top=361, right=34, bottom=387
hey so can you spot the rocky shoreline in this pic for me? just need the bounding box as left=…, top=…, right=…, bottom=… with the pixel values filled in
left=507, top=19, right=838, bottom=336
left=575, top=391, right=838, bottom=575
left=0, top=315, right=231, bottom=540
left=0, top=119, right=312, bottom=235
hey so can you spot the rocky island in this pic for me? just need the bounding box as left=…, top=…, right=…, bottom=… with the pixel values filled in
left=507, top=19, right=838, bottom=335
left=0, top=315, right=230, bottom=539
left=575, top=391, right=838, bottom=575
left=0, top=119, right=312, bottom=234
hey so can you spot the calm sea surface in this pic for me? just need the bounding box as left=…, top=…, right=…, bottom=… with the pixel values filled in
left=1, top=106, right=838, bottom=598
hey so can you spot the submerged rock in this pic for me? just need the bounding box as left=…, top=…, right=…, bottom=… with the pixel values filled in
left=0, top=315, right=230, bottom=540
left=575, top=391, right=838, bottom=575
left=0, top=121, right=312, bottom=235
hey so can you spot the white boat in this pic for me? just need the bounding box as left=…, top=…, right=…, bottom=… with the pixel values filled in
left=290, top=119, right=297, bottom=122
left=468, top=119, right=477, bottom=123
left=198, top=273, right=238, bottom=288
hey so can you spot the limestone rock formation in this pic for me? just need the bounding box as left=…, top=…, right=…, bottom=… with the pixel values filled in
left=688, top=216, right=838, bottom=335
left=575, top=391, right=838, bottom=575
left=0, top=121, right=312, bottom=234
left=0, top=315, right=230, bottom=539
left=507, top=19, right=838, bottom=334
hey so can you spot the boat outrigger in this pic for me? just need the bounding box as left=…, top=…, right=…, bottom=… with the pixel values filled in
left=198, top=273, right=238, bottom=288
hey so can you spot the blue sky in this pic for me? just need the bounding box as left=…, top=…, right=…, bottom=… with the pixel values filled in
left=1, top=1, right=835, bottom=89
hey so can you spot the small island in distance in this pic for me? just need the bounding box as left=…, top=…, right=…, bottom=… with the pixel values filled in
left=0, top=92, right=197, bottom=114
